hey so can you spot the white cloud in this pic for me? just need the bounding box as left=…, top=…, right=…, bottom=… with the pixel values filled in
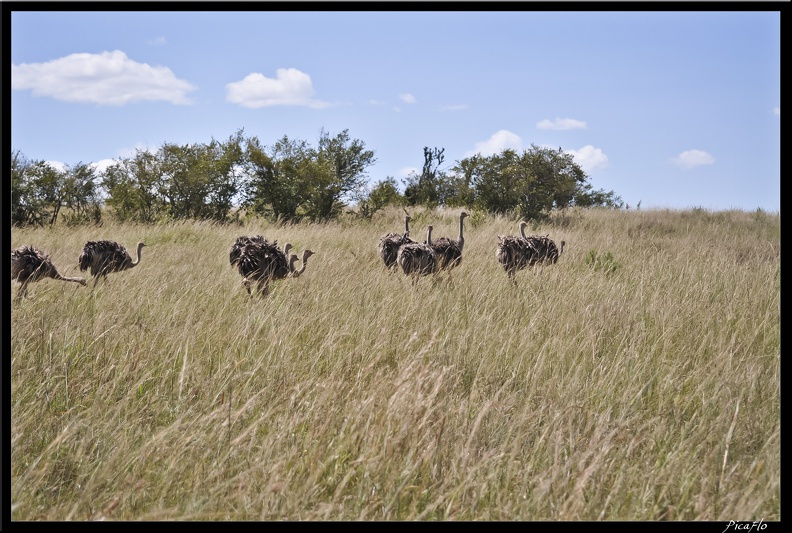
left=226, top=68, right=330, bottom=109
left=398, top=93, right=417, bottom=104
left=91, top=159, right=121, bottom=174
left=147, top=37, right=167, bottom=46
left=773, top=106, right=780, bottom=116
left=44, top=160, right=67, bottom=172
left=672, top=149, right=715, bottom=169
left=565, top=145, right=609, bottom=173
left=536, top=117, right=587, bottom=130
left=367, top=99, right=387, bottom=106
left=44, top=159, right=119, bottom=174
left=464, top=130, right=522, bottom=158
left=11, top=50, right=196, bottom=106
left=440, top=104, right=469, bottom=111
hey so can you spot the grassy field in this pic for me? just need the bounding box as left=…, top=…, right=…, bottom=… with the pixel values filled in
left=9, top=206, right=780, bottom=521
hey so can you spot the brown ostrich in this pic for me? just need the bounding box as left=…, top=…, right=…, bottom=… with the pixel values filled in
left=78, top=240, right=146, bottom=287
left=229, top=235, right=313, bottom=298
left=428, top=211, right=469, bottom=274
left=523, top=234, right=566, bottom=267
left=495, top=221, right=565, bottom=283
left=11, top=245, right=87, bottom=299
left=396, top=225, right=438, bottom=285
left=378, top=214, right=416, bottom=270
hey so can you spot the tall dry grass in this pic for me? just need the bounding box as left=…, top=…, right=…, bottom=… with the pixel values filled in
left=10, top=206, right=780, bottom=520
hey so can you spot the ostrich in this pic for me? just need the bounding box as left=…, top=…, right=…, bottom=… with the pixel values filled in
left=428, top=211, right=469, bottom=273
left=496, top=222, right=565, bottom=282
left=378, top=214, right=416, bottom=269
left=229, top=235, right=312, bottom=298
left=496, top=221, right=528, bottom=281
left=78, top=240, right=146, bottom=286
left=523, top=234, right=566, bottom=266
left=288, top=249, right=315, bottom=278
left=11, top=245, right=87, bottom=299
left=229, top=235, right=291, bottom=272
left=396, top=225, right=438, bottom=285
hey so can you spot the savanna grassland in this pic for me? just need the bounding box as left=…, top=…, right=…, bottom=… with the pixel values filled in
left=9, top=207, right=780, bottom=521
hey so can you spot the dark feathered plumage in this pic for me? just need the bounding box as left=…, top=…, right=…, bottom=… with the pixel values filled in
left=229, top=236, right=313, bottom=297
left=495, top=222, right=565, bottom=283
left=78, top=240, right=146, bottom=286
left=523, top=234, right=565, bottom=266
left=379, top=215, right=416, bottom=269
left=11, top=245, right=86, bottom=299
left=495, top=234, right=535, bottom=281
left=428, top=211, right=468, bottom=272
left=397, top=225, right=438, bottom=284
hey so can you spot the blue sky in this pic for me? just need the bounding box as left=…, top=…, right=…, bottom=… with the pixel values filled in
left=9, top=8, right=781, bottom=212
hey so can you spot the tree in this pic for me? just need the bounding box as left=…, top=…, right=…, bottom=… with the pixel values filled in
left=461, top=149, right=525, bottom=215
left=513, top=145, right=583, bottom=220
left=242, top=135, right=312, bottom=222
left=158, top=130, right=246, bottom=221
left=571, top=185, right=624, bottom=208
left=102, top=149, right=165, bottom=223
left=241, top=129, right=376, bottom=222
left=60, top=162, right=103, bottom=225
left=453, top=144, right=621, bottom=221
left=207, top=130, right=247, bottom=221
left=404, top=147, right=445, bottom=207
left=11, top=150, right=52, bottom=227
left=352, top=177, right=404, bottom=220
left=11, top=151, right=104, bottom=226
left=305, top=129, right=376, bottom=221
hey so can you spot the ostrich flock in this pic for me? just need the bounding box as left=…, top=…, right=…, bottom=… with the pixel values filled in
left=10, top=214, right=564, bottom=300
left=379, top=213, right=564, bottom=285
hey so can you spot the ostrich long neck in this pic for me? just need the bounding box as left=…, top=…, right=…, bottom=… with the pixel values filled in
left=519, top=222, right=528, bottom=239
left=292, top=252, right=311, bottom=277
left=131, top=242, right=144, bottom=267
left=457, top=214, right=466, bottom=244
left=427, top=226, right=433, bottom=246
left=287, top=254, right=300, bottom=276
left=404, top=216, right=411, bottom=237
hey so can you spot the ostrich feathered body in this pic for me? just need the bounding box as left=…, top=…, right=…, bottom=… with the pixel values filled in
left=426, top=212, right=468, bottom=271
left=78, top=240, right=136, bottom=276
left=396, top=242, right=438, bottom=277
left=496, top=232, right=565, bottom=279
left=378, top=232, right=415, bottom=269
left=495, top=235, right=536, bottom=273
left=522, top=234, right=564, bottom=265
left=379, top=215, right=415, bottom=269
left=229, top=235, right=291, bottom=283
left=11, top=246, right=57, bottom=284
left=12, top=245, right=86, bottom=298
left=428, top=237, right=463, bottom=270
